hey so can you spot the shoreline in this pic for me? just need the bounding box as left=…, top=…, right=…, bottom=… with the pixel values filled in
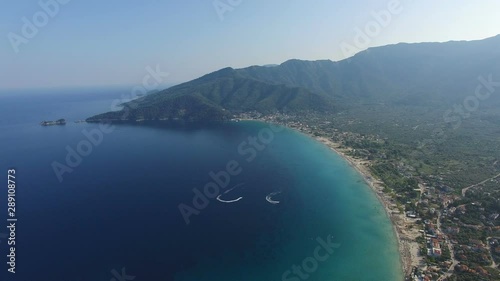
left=241, top=119, right=421, bottom=278
left=310, top=134, right=415, bottom=277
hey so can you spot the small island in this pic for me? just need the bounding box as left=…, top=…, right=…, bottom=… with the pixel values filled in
left=40, top=119, right=66, bottom=126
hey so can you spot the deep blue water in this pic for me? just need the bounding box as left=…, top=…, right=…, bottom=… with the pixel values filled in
left=0, top=88, right=403, bottom=281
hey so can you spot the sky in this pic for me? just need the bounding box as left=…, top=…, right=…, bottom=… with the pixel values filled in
left=1, top=0, right=499, bottom=90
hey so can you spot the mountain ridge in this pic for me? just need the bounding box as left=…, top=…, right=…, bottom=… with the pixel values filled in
left=88, top=35, right=500, bottom=122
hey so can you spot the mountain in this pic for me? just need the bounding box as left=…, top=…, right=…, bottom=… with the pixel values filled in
left=88, top=67, right=336, bottom=122
left=88, top=35, right=500, bottom=122
left=235, top=35, right=500, bottom=106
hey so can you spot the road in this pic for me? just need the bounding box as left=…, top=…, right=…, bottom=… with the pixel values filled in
left=437, top=212, right=460, bottom=281
left=461, top=172, right=500, bottom=197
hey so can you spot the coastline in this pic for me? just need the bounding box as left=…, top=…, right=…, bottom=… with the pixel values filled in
left=240, top=118, right=422, bottom=278
left=310, top=135, right=417, bottom=277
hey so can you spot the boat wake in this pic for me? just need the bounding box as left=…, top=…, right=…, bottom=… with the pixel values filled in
left=216, top=196, right=243, bottom=203
left=216, top=183, right=245, bottom=204
left=265, top=191, right=282, bottom=205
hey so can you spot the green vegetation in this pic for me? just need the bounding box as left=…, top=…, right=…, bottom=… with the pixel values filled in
left=87, top=69, right=336, bottom=122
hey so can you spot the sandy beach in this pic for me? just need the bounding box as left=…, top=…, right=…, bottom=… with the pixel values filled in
left=238, top=118, right=424, bottom=277
left=311, top=135, right=424, bottom=277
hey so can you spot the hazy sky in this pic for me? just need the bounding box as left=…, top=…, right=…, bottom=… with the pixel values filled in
left=1, top=0, right=499, bottom=90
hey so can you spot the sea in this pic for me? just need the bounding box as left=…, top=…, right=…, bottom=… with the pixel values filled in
left=0, top=87, right=403, bottom=281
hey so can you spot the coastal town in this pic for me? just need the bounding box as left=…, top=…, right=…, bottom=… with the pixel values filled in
left=234, top=111, right=500, bottom=281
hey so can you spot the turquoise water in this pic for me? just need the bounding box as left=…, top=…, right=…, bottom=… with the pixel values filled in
left=175, top=121, right=404, bottom=281
left=0, top=90, right=403, bottom=280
